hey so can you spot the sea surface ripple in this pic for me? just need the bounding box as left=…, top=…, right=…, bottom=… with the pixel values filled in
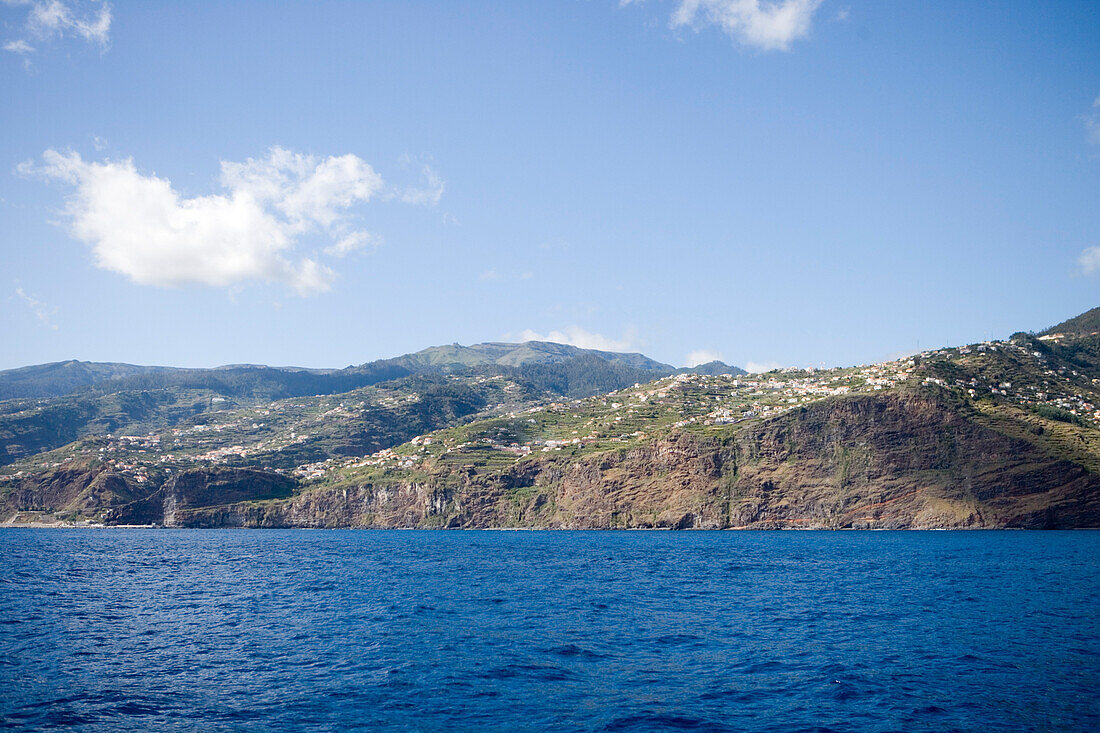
left=1, top=530, right=1097, bottom=731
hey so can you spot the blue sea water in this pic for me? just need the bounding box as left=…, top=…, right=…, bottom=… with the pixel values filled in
left=0, top=530, right=1097, bottom=732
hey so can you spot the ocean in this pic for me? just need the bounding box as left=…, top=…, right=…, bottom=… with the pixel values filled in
left=1, top=529, right=1097, bottom=731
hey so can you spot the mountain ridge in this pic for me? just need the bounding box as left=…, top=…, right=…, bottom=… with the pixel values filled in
left=2, top=309, right=1098, bottom=529
left=0, top=340, right=738, bottom=402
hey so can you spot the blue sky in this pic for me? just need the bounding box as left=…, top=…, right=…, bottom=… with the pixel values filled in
left=2, top=0, right=1098, bottom=371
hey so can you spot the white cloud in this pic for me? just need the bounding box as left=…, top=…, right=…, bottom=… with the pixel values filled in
left=219, top=147, right=382, bottom=231
left=685, top=349, right=723, bottom=367
left=744, top=359, right=784, bottom=373
left=517, top=326, right=640, bottom=353
left=1085, top=94, right=1100, bottom=148
left=21, top=146, right=385, bottom=294
left=3, top=39, right=33, bottom=53
left=668, top=0, right=823, bottom=51
left=1079, top=246, right=1100, bottom=275
left=480, top=269, right=534, bottom=283
left=3, top=1, right=111, bottom=56
left=397, top=163, right=445, bottom=205
left=390, top=153, right=445, bottom=206
left=324, top=230, right=375, bottom=258
left=14, top=286, right=58, bottom=330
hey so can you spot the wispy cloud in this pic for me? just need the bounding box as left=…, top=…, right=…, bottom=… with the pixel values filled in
left=480, top=269, right=533, bottom=282
left=881, top=347, right=923, bottom=362
left=397, top=164, right=444, bottom=206
left=1072, top=96, right=1100, bottom=276
left=685, top=349, right=723, bottom=367
left=626, top=0, right=824, bottom=51
left=517, top=326, right=640, bottom=353
left=1079, top=246, right=1100, bottom=276
left=20, top=147, right=387, bottom=295
left=1085, top=94, right=1100, bottom=148
left=14, top=286, right=58, bottom=330
left=3, top=39, right=33, bottom=54
left=744, top=359, right=784, bottom=373
left=324, top=230, right=376, bottom=258
left=390, top=154, right=445, bottom=206
left=3, top=0, right=111, bottom=59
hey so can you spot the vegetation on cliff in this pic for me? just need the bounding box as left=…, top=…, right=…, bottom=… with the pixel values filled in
left=2, top=314, right=1098, bottom=529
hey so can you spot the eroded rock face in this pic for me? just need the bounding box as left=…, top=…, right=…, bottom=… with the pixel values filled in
left=725, top=391, right=1100, bottom=529
left=8, top=391, right=1099, bottom=529
left=178, top=391, right=1100, bottom=530
left=159, top=469, right=296, bottom=527
left=2, top=462, right=109, bottom=515
left=0, top=461, right=155, bottom=523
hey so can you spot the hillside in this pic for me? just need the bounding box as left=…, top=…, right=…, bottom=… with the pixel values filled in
left=0, top=361, right=173, bottom=401
left=1040, top=306, right=1100, bottom=337
left=143, top=337, right=1098, bottom=530
left=2, top=316, right=1098, bottom=529
left=0, top=341, right=739, bottom=405
left=0, top=343, right=696, bottom=468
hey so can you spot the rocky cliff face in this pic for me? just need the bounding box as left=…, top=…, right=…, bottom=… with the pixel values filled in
left=162, top=390, right=1099, bottom=529
left=1, top=461, right=142, bottom=521
left=724, top=391, right=1098, bottom=528
left=2, top=464, right=297, bottom=526
left=7, top=319, right=1099, bottom=530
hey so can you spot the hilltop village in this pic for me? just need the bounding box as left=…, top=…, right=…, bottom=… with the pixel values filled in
left=7, top=332, right=1094, bottom=497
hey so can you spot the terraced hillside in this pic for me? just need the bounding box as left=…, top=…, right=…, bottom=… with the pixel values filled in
left=2, top=321, right=1099, bottom=529
left=0, top=343, right=691, bottom=468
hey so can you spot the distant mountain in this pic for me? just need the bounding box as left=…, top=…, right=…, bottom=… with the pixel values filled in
left=390, top=341, right=675, bottom=372
left=0, top=342, right=724, bottom=467
left=0, top=341, right=688, bottom=402
left=0, top=361, right=173, bottom=400
left=1041, top=307, right=1100, bottom=337
left=0, top=361, right=413, bottom=403
left=680, top=360, right=746, bottom=376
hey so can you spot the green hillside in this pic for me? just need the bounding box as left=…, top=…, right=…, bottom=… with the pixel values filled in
left=0, top=361, right=173, bottom=400
left=393, top=341, right=676, bottom=372
left=1041, top=306, right=1100, bottom=337
left=0, top=345, right=699, bottom=469
left=3, top=313, right=1098, bottom=529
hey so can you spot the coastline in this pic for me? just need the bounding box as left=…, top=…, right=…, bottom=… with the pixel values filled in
left=0, top=521, right=1075, bottom=531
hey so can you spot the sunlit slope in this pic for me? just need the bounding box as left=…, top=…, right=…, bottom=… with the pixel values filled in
left=210, top=334, right=1098, bottom=529
left=3, top=320, right=1098, bottom=529
left=0, top=346, right=694, bottom=467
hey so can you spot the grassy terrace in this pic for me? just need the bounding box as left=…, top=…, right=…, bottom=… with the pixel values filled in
left=0, top=373, right=538, bottom=483
left=304, top=359, right=924, bottom=488
left=309, top=339, right=1100, bottom=490
left=1, top=356, right=919, bottom=488
left=5, top=334, right=1098, bottom=497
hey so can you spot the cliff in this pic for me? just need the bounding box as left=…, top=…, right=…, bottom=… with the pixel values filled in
left=4, top=317, right=1099, bottom=530
left=144, top=390, right=1099, bottom=530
